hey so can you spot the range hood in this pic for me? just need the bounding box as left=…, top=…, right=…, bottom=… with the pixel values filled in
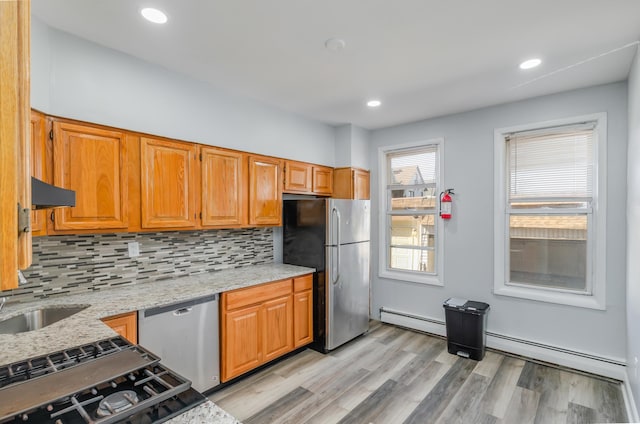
left=31, top=177, right=76, bottom=209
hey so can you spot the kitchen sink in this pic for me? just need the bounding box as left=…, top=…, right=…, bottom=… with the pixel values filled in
left=0, top=305, right=89, bottom=335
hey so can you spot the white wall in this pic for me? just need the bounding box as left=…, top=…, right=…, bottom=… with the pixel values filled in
left=626, top=48, right=640, bottom=413
left=334, top=124, right=371, bottom=169
left=30, top=18, right=336, bottom=165
left=370, top=82, right=628, bottom=361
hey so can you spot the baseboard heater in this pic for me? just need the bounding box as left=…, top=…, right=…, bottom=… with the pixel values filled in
left=379, top=306, right=626, bottom=380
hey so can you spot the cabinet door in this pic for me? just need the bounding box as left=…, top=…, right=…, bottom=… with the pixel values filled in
left=52, top=122, right=128, bottom=230
left=0, top=0, right=31, bottom=290
left=30, top=111, right=47, bottom=236
left=312, top=166, right=333, bottom=196
left=353, top=169, right=370, bottom=200
left=284, top=161, right=312, bottom=193
left=201, top=147, right=246, bottom=227
left=263, top=295, right=293, bottom=362
left=102, top=312, right=137, bottom=344
left=248, top=156, right=282, bottom=226
left=293, top=290, right=313, bottom=348
left=140, top=137, right=198, bottom=228
left=222, top=304, right=262, bottom=382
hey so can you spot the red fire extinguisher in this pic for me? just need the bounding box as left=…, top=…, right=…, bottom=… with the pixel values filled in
left=439, top=189, right=454, bottom=219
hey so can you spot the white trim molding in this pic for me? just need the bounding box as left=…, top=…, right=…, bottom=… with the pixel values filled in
left=623, top=376, right=640, bottom=423
left=493, top=113, right=608, bottom=310
left=379, top=308, right=626, bottom=380
left=377, top=138, right=445, bottom=286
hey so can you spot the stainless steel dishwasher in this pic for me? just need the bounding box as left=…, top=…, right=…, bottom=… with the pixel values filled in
left=138, top=294, right=220, bottom=393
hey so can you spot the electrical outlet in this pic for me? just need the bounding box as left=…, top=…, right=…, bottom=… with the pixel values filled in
left=127, top=242, right=140, bottom=258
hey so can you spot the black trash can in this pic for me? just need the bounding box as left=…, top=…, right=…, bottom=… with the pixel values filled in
left=443, top=298, right=490, bottom=360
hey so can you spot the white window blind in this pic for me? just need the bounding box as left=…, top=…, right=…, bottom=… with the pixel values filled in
left=387, top=147, right=437, bottom=188
left=507, top=124, right=594, bottom=201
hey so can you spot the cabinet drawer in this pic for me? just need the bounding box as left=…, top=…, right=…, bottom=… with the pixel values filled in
left=224, top=279, right=292, bottom=310
left=293, top=274, right=313, bottom=292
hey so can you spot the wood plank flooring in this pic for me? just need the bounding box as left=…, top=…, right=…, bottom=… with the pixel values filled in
left=209, top=322, right=628, bottom=424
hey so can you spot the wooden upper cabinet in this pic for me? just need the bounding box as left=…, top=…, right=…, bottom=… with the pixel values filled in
left=353, top=169, right=370, bottom=200
left=333, top=167, right=370, bottom=200
left=140, top=137, right=198, bottom=229
left=283, top=161, right=312, bottom=193
left=30, top=111, right=47, bottom=236
left=0, top=0, right=31, bottom=290
left=201, top=147, right=246, bottom=227
left=312, top=165, right=333, bottom=196
left=283, top=161, right=333, bottom=196
left=52, top=121, right=128, bottom=231
left=248, top=155, right=282, bottom=226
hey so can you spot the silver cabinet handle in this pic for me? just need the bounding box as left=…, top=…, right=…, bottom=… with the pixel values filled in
left=173, top=307, right=193, bottom=316
left=332, top=207, right=341, bottom=285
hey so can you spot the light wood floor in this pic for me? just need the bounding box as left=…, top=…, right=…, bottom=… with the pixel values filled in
left=210, top=322, right=628, bottom=424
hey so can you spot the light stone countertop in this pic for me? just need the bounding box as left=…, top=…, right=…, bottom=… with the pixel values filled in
left=0, top=263, right=314, bottom=424
left=166, top=400, right=241, bottom=424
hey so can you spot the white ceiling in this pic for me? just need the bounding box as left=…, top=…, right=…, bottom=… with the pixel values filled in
left=32, top=0, right=640, bottom=129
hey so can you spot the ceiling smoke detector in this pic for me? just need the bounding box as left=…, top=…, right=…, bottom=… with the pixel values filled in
left=325, top=38, right=346, bottom=51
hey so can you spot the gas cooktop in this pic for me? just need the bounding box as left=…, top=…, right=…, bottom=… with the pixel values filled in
left=0, top=337, right=206, bottom=424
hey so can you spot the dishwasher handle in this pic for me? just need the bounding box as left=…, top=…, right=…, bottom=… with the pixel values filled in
left=142, top=294, right=217, bottom=319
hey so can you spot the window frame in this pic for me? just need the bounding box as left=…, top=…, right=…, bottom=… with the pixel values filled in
left=493, top=113, right=607, bottom=310
left=378, top=138, right=445, bottom=286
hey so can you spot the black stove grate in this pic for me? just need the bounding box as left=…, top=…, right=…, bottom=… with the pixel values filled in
left=0, top=337, right=131, bottom=389
left=0, top=337, right=205, bottom=424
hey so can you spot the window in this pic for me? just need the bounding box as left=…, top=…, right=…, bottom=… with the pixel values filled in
left=379, top=139, right=444, bottom=285
left=494, top=114, right=607, bottom=309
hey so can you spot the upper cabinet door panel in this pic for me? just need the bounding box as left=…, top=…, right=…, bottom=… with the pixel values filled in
left=140, top=137, right=198, bottom=229
left=248, top=156, right=282, bottom=226
left=201, top=147, right=246, bottom=227
left=30, top=111, right=47, bottom=235
left=53, top=122, right=128, bottom=230
left=284, top=161, right=312, bottom=193
left=354, top=169, right=370, bottom=200
left=312, top=166, right=333, bottom=196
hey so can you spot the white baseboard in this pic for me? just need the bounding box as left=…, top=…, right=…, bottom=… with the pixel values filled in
left=623, top=374, right=640, bottom=423
left=380, top=307, right=627, bottom=380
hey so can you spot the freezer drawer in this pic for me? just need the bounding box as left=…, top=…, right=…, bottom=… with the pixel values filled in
left=138, top=295, right=220, bottom=393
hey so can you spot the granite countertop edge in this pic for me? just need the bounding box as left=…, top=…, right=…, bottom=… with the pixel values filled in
left=0, top=263, right=313, bottom=424
left=0, top=263, right=314, bottom=364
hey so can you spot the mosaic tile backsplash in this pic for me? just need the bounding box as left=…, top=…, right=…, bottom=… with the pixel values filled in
left=5, top=228, right=274, bottom=303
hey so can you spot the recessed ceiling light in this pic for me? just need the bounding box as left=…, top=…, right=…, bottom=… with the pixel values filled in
left=519, top=58, right=542, bottom=70
left=325, top=38, right=346, bottom=51
left=141, top=7, right=168, bottom=24
left=367, top=100, right=382, bottom=108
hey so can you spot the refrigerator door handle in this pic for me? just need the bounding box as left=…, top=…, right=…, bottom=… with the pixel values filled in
left=332, top=207, right=341, bottom=285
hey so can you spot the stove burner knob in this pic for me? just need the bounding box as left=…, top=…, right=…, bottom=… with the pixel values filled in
left=21, top=413, right=28, bottom=421
left=110, top=381, right=117, bottom=388
left=46, top=404, right=53, bottom=412
left=91, top=388, right=98, bottom=395
left=128, top=373, right=136, bottom=381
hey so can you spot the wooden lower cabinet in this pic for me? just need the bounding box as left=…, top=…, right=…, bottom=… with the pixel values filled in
left=223, top=304, right=262, bottom=379
left=101, top=311, right=138, bottom=344
left=221, top=274, right=313, bottom=382
left=263, top=295, right=293, bottom=362
left=293, top=277, right=313, bottom=348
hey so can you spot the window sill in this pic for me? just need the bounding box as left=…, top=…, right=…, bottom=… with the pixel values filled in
left=493, top=284, right=605, bottom=310
left=379, top=269, right=443, bottom=286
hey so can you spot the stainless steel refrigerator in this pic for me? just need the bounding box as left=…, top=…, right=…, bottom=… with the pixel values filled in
left=283, top=199, right=370, bottom=352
